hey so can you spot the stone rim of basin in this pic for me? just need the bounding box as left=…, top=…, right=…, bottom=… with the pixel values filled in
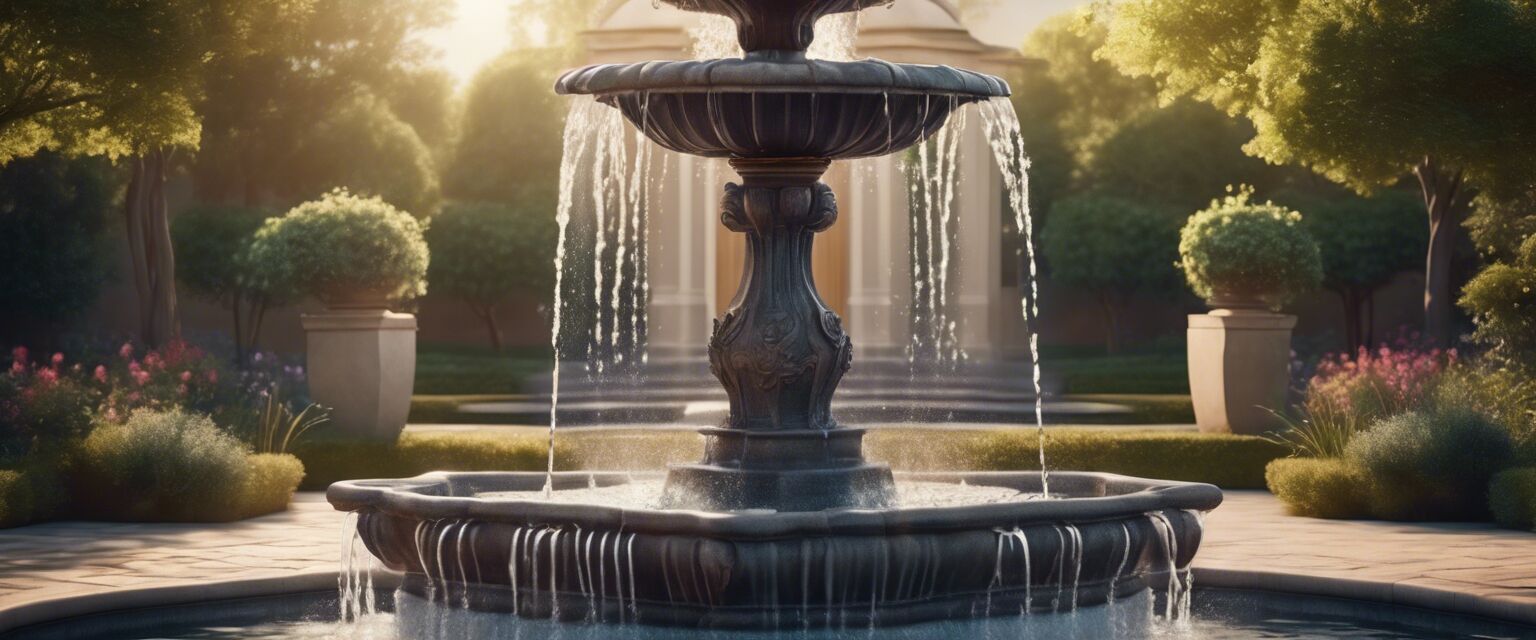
left=327, top=471, right=1224, bottom=538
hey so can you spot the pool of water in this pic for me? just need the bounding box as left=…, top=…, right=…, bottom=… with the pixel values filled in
left=8, top=588, right=1532, bottom=640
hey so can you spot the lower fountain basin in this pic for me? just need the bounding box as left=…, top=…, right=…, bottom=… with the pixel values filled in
left=327, top=471, right=1221, bottom=628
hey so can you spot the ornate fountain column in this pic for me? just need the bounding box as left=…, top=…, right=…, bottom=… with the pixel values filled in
left=664, top=158, right=895, bottom=511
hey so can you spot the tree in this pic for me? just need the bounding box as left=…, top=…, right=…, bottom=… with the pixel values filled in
left=1, top=0, right=211, bottom=347
left=191, top=0, right=451, bottom=211
left=0, top=153, right=117, bottom=347
left=442, top=48, right=566, bottom=205
left=1280, top=190, right=1428, bottom=351
left=1041, top=193, right=1183, bottom=353
left=1021, top=11, right=1159, bottom=174
left=1101, top=0, right=1536, bottom=345
left=171, top=205, right=297, bottom=360
left=426, top=202, right=557, bottom=350
left=1461, top=234, right=1536, bottom=371
left=1085, top=100, right=1278, bottom=212
left=1467, top=190, right=1536, bottom=264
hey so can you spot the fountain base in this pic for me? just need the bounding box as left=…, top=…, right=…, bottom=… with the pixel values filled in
left=662, top=427, right=896, bottom=511
left=330, top=471, right=1220, bottom=629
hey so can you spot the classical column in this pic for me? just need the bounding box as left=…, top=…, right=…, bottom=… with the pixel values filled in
left=663, top=157, right=894, bottom=511
left=845, top=155, right=911, bottom=358
left=952, top=117, right=1003, bottom=361
left=645, top=152, right=713, bottom=361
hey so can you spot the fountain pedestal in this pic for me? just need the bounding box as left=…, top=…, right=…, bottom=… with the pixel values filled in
left=664, top=158, right=894, bottom=511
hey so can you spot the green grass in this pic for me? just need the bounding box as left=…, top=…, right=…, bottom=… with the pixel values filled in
left=413, top=344, right=550, bottom=395
left=1042, top=346, right=1189, bottom=395
left=408, top=394, right=532, bottom=424
left=954, top=429, right=1285, bottom=489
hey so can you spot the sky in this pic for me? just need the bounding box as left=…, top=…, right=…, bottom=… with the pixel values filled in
left=423, top=0, right=1093, bottom=89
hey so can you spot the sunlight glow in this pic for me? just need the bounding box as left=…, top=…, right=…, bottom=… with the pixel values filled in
left=424, top=0, right=516, bottom=89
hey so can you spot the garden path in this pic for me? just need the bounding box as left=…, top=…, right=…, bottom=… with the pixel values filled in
left=0, top=491, right=1532, bottom=633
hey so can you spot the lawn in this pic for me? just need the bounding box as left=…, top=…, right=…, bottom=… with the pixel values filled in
left=413, top=343, right=550, bottom=395
left=1041, top=346, right=1190, bottom=395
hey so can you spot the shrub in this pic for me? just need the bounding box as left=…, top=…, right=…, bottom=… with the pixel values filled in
left=225, top=454, right=306, bottom=520
left=1460, top=234, right=1536, bottom=370
left=1265, top=458, right=1369, bottom=519
left=74, top=409, right=254, bottom=522
left=246, top=189, right=429, bottom=304
left=294, top=433, right=564, bottom=490
left=0, top=465, right=63, bottom=528
left=1431, top=364, right=1536, bottom=459
left=1041, top=193, right=1183, bottom=353
left=958, top=430, right=1287, bottom=489
left=1298, top=340, right=1457, bottom=450
left=1346, top=408, right=1515, bottom=520
left=171, top=205, right=295, bottom=356
left=1178, top=190, right=1322, bottom=308
left=1, top=347, right=96, bottom=455
left=1489, top=468, right=1536, bottom=530
left=426, top=202, right=556, bottom=350
left=0, top=153, right=115, bottom=345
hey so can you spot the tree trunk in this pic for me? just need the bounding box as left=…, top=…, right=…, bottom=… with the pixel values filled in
left=232, top=294, right=245, bottom=364
left=244, top=298, right=269, bottom=358
left=123, top=149, right=180, bottom=347
left=473, top=302, right=504, bottom=352
left=1413, top=156, right=1467, bottom=348
left=1338, top=287, right=1363, bottom=353
left=1097, top=291, right=1121, bottom=355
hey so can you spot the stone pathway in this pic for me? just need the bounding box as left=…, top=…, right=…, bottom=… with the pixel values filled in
left=0, top=491, right=1532, bottom=633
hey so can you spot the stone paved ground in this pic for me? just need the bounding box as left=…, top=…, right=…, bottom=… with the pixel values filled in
left=0, top=491, right=1533, bottom=632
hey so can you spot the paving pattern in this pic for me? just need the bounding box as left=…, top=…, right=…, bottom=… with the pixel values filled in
left=0, top=491, right=1533, bottom=632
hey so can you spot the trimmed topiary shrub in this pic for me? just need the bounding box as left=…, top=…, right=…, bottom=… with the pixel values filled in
left=1179, top=190, right=1323, bottom=308
left=1489, top=468, right=1536, bottom=531
left=1265, top=458, right=1369, bottom=519
left=73, top=409, right=301, bottom=522
left=245, top=189, right=429, bottom=304
left=1346, top=408, right=1515, bottom=521
left=295, top=433, right=564, bottom=490
left=958, top=430, right=1287, bottom=489
left=425, top=202, right=555, bottom=350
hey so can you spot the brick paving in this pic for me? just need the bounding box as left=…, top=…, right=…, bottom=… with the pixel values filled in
left=0, top=490, right=1532, bottom=632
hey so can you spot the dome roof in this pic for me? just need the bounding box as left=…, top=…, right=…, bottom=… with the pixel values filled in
left=594, top=0, right=965, bottom=33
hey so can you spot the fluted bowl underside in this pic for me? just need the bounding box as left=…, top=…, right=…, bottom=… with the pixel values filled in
left=329, top=472, right=1220, bottom=628
left=555, top=58, right=1010, bottom=159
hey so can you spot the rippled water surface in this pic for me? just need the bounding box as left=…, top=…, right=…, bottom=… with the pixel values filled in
left=478, top=479, right=1048, bottom=510
left=17, top=589, right=1533, bottom=640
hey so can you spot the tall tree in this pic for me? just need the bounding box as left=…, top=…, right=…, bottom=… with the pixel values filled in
left=1, top=0, right=209, bottom=347
left=1101, top=0, right=1536, bottom=345
left=442, top=48, right=565, bottom=205
left=192, top=0, right=451, bottom=212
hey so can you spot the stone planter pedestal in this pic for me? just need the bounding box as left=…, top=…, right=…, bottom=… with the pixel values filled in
left=1187, top=309, right=1295, bottom=435
left=302, top=309, right=417, bottom=441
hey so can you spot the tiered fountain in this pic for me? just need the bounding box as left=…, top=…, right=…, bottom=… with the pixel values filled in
left=328, top=0, right=1222, bottom=629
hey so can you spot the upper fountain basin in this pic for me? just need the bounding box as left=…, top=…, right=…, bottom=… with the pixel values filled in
left=661, top=0, right=894, bottom=52
left=555, top=57, right=1011, bottom=159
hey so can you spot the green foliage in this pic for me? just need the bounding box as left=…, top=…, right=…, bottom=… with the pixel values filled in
left=1490, top=468, right=1536, bottom=530
left=1466, top=190, right=1536, bottom=263
left=191, top=0, right=451, bottom=209
left=299, top=91, right=441, bottom=216
left=1, top=351, right=96, bottom=457
left=443, top=49, right=565, bottom=205
left=253, top=392, right=328, bottom=456
left=1290, top=190, right=1427, bottom=293
left=1265, top=458, right=1369, bottom=519
left=0, top=464, right=64, bottom=529
left=294, top=433, right=566, bottom=490
left=1346, top=407, right=1515, bottom=520
left=172, top=205, right=271, bottom=305
left=1086, top=100, right=1276, bottom=211
left=1179, top=191, right=1323, bottom=306
left=959, top=430, right=1287, bottom=489
left=1101, top=0, right=1536, bottom=195
left=1460, top=235, right=1536, bottom=369
left=426, top=202, right=556, bottom=348
left=1264, top=398, right=1363, bottom=459
left=73, top=409, right=252, bottom=521
left=0, top=153, right=116, bottom=342
left=1021, top=11, right=1159, bottom=171
left=1043, top=193, right=1183, bottom=295
left=236, top=453, right=306, bottom=519
left=0, top=0, right=205, bottom=162
left=247, top=189, right=430, bottom=302
left=1430, top=364, right=1536, bottom=454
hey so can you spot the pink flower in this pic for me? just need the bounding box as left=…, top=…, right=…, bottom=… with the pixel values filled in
left=94, top=365, right=108, bottom=383
left=35, top=368, right=57, bottom=384
left=206, top=369, right=218, bottom=384
left=144, top=353, right=163, bottom=370
left=131, top=370, right=150, bottom=386
left=50, top=353, right=63, bottom=367
left=126, top=392, right=141, bottom=403
left=8, top=362, right=22, bottom=375
left=119, top=343, right=134, bottom=359
left=11, top=346, right=27, bottom=364
left=179, top=370, right=192, bottom=383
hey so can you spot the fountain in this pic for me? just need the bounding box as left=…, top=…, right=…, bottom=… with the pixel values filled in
left=328, top=0, right=1222, bottom=629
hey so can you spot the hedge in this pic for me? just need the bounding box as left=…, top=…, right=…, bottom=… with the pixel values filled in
left=937, top=429, right=1285, bottom=489
left=295, top=433, right=570, bottom=490
left=1266, top=458, right=1369, bottom=519
left=1490, top=468, right=1536, bottom=531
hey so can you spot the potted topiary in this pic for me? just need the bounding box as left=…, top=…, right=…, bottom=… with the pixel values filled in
left=1179, top=190, right=1321, bottom=435
left=247, top=189, right=430, bottom=440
